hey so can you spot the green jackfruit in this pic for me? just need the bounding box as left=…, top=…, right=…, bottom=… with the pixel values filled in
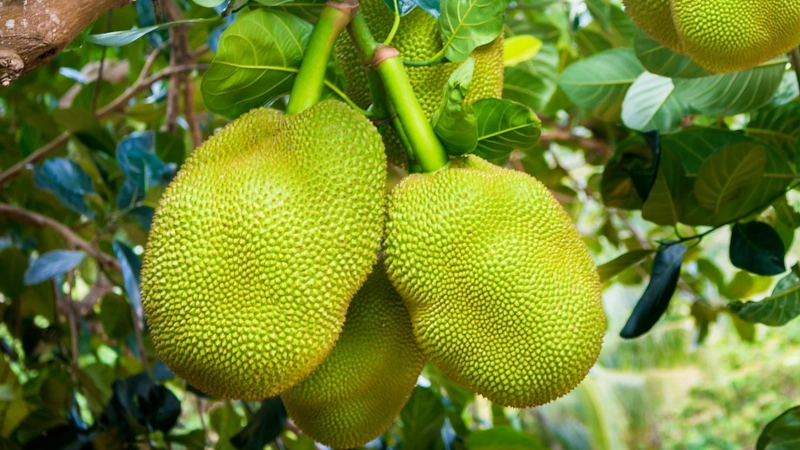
left=622, top=0, right=685, bottom=53
left=385, top=155, right=605, bottom=408
left=282, top=261, right=425, bottom=449
left=335, top=0, right=504, bottom=165
left=141, top=100, right=386, bottom=400
left=623, top=0, right=800, bottom=73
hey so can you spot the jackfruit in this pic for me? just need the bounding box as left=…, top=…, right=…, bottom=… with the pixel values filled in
left=622, top=0, right=685, bottom=53
left=282, top=261, right=425, bottom=449
left=623, top=0, right=800, bottom=73
left=671, top=0, right=800, bottom=73
left=334, top=0, right=504, bottom=165
left=384, top=155, right=605, bottom=408
left=141, top=100, right=386, bottom=400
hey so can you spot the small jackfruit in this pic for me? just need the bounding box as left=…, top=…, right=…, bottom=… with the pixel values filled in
left=141, top=100, right=386, bottom=400
left=385, top=155, right=605, bottom=408
left=282, top=261, right=425, bottom=449
left=335, top=0, right=503, bottom=165
left=623, top=0, right=800, bottom=73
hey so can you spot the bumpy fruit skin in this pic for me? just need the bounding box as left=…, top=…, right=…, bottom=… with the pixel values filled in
left=141, top=100, right=386, bottom=400
left=622, top=0, right=685, bottom=53
left=671, top=0, right=800, bottom=73
left=282, top=261, right=425, bottom=449
left=385, top=155, right=605, bottom=408
left=334, top=0, right=503, bottom=165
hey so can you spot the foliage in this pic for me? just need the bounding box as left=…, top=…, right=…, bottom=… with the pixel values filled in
left=0, top=0, right=799, bottom=448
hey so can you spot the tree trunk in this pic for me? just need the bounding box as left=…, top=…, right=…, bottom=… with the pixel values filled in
left=0, top=0, right=131, bottom=86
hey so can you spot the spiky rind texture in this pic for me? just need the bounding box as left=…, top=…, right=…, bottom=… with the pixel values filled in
left=282, top=261, right=425, bottom=449
left=141, top=100, right=386, bottom=400
left=624, top=0, right=800, bottom=73
left=622, top=0, right=685, bottom=53
left=334, top=1, right=503, bottom=166
left=671, top=0, right=800, bottom=73
left=385, top=155, right=606, bottom=408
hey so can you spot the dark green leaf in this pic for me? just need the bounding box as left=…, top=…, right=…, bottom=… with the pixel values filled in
left=632, top=29, right=712, bottom=79
left=729, top=270, right=800, bottom=327
left=600, top=134, right=656, bottom=209
left=503, top=43, right=559, bottom=112
left=757, top=406, right=800, bottom=450
left=33, top=158, right=96, bottom=218
left=112, top=241, right=143, bottom=319
left=472, top=99, right=541, bottom=160
left=597, top=249, right=654, bottom=282
left=694, top=142, right=767, bottom=214
left=431, top=58, right=479, bottom=155
left=438, top=0, right=504, bottom=62
left=730, top=222, right=785, bottom=276
left=467, top=425, right=544, bottom=449
left=401, top=386, right=446, bottom=450
left=230, top=397, right=287, bottom=450
left=23, top=250, right=85, bottom=286
left=620, top=243, right=686, bottom=339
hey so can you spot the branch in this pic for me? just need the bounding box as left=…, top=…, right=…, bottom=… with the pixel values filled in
left=0, top=63, right=207, bottom=189
left=0, top=0, right=132, bottom=85
left=0, top=203, right=120, bottom=271
left=539, top=127, right=613, bottom=159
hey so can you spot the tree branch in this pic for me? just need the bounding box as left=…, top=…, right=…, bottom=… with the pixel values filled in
left=0, top=63, right=207, bottom=189
left=0, top=0, right=133, bottom=85
left=0, top=203, right=120, bottom=271
left=539, top=127, right=613, bottom=159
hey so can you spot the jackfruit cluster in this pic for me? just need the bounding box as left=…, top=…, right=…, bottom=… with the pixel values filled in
left=623, top=0, right=800, bottom=73
left=335, top=0, right=504, bottom=166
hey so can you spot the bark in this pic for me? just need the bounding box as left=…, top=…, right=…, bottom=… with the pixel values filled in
left=0, top=0, right=131, bottom=86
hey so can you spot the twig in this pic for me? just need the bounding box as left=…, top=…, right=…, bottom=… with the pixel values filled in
left=0, top=63, right=206, bottom=189
left=0, top=203, right=120, bottom=271
left=539, top=127, right=613, bottom=159
left=184, top=74, right=204, bottom=148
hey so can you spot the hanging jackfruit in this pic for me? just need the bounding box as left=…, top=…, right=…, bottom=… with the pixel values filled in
left=384, top=155, right=606, bottom=408
left=623, top=0, right=800, bottom=73
left=141, top=100, right=386, bottom=400
left=334, top=0, right=503, bottom=165
left=282, top=261, right=425, bottom=449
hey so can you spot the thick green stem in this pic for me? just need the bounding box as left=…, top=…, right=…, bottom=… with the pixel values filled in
left=375, top=51, right=448, bottom=172
left=286, top=1, right=356, bottom=115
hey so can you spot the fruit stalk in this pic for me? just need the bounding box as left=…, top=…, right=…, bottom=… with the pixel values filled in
left=347, top=11, right=448, bottom=173
left=286, top=0, right=357, bottom=115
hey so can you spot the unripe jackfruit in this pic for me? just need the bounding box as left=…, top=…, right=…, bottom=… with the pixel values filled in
left=623, top=0, right=800, bottom=73
left=385, top=155, right=605, bottom=408
left=335, top=0, right=503, bottom=165
left=141, top=100, right=386, bottom=400
left=282, top=261, right=425, bottom=449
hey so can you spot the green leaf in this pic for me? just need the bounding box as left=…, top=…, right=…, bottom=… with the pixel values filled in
left=467, top=425, right=544, bottom=450
left=694, top=142, right=768, bottom=214
left=757, top=405, right=800, bottom=449
left=85, top=18, right=219, bottom=46
left=400, top=386, right=446, bottom=450
left=601, top=134, right=657, bottom=210
left=621, top=72, right=686, bottom=133
left=230, top=398, right=287, bottom=450
left=23, top=250, right=86, bottom=286
left=201, top=10, right=313, bottom=119
left=471, top=99, right=541, bottom=160
left=193, top=0, right=226, bottom=6
left=503, top=43, right=559, bottom=112
left=730, top=270, right=800, bottom=327
left=746, top=102, right=800, bottom=164
left=438, top=0, right=504, bottom=62
left=632, top=29, right=712, bottom=79
left=431, top=58, right=479, bottom=155
left=620, top=243, right=686, bottom=339
left=597, top=249, right=655, bottom=282
left=503, top=35, right=542, bottom=66
left=730, top=222, right=786, bottom=276
left=642, top=147, right=685, bottom=225
left=674, top=60, right=786, bottom=116
left=558, top=48, right=644, bottom=122
left=33, top=158, right=96, bottom=218
left=113, top=240, right=143, bottom=320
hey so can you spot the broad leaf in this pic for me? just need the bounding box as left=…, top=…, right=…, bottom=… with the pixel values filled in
left=632, top=29, right=712, bottom=79
left=621, top=72, right=685, bottom=133
left=467, top=425, right=544, bottom=449
left=729, top=270, right=800, bottom=327
left=33, top=158, right=96, bottom=218
left=401, top=386, right=445, bottom=450
left=113, top=241, right=143, bottom=320
left=503, top=43, right=559, bottom=112
left=439, top=0, right=504, bottom=62
left=642, top=146, right=685, bottom=225
left=230, top=397, right=287, bottom=450
left=431, top=58, right=479, bottom=155
left=757, top=405, right=800, bottom=450
left=23, top=250, right=86, bottom=286
left=729, top=222, right=785, bottom=276
left=86, top=18, right=219, bottom=46
left=503, top=35, right=542, bottom=66
left=597, top=249, right=655, bottom=282
left=694, top=142, right=767, bottom=214
left=472, top=99, right=541, bottom=160
left=620, top=243, right=686, bottom=339
left=746, top=102, right=800, bottom=163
